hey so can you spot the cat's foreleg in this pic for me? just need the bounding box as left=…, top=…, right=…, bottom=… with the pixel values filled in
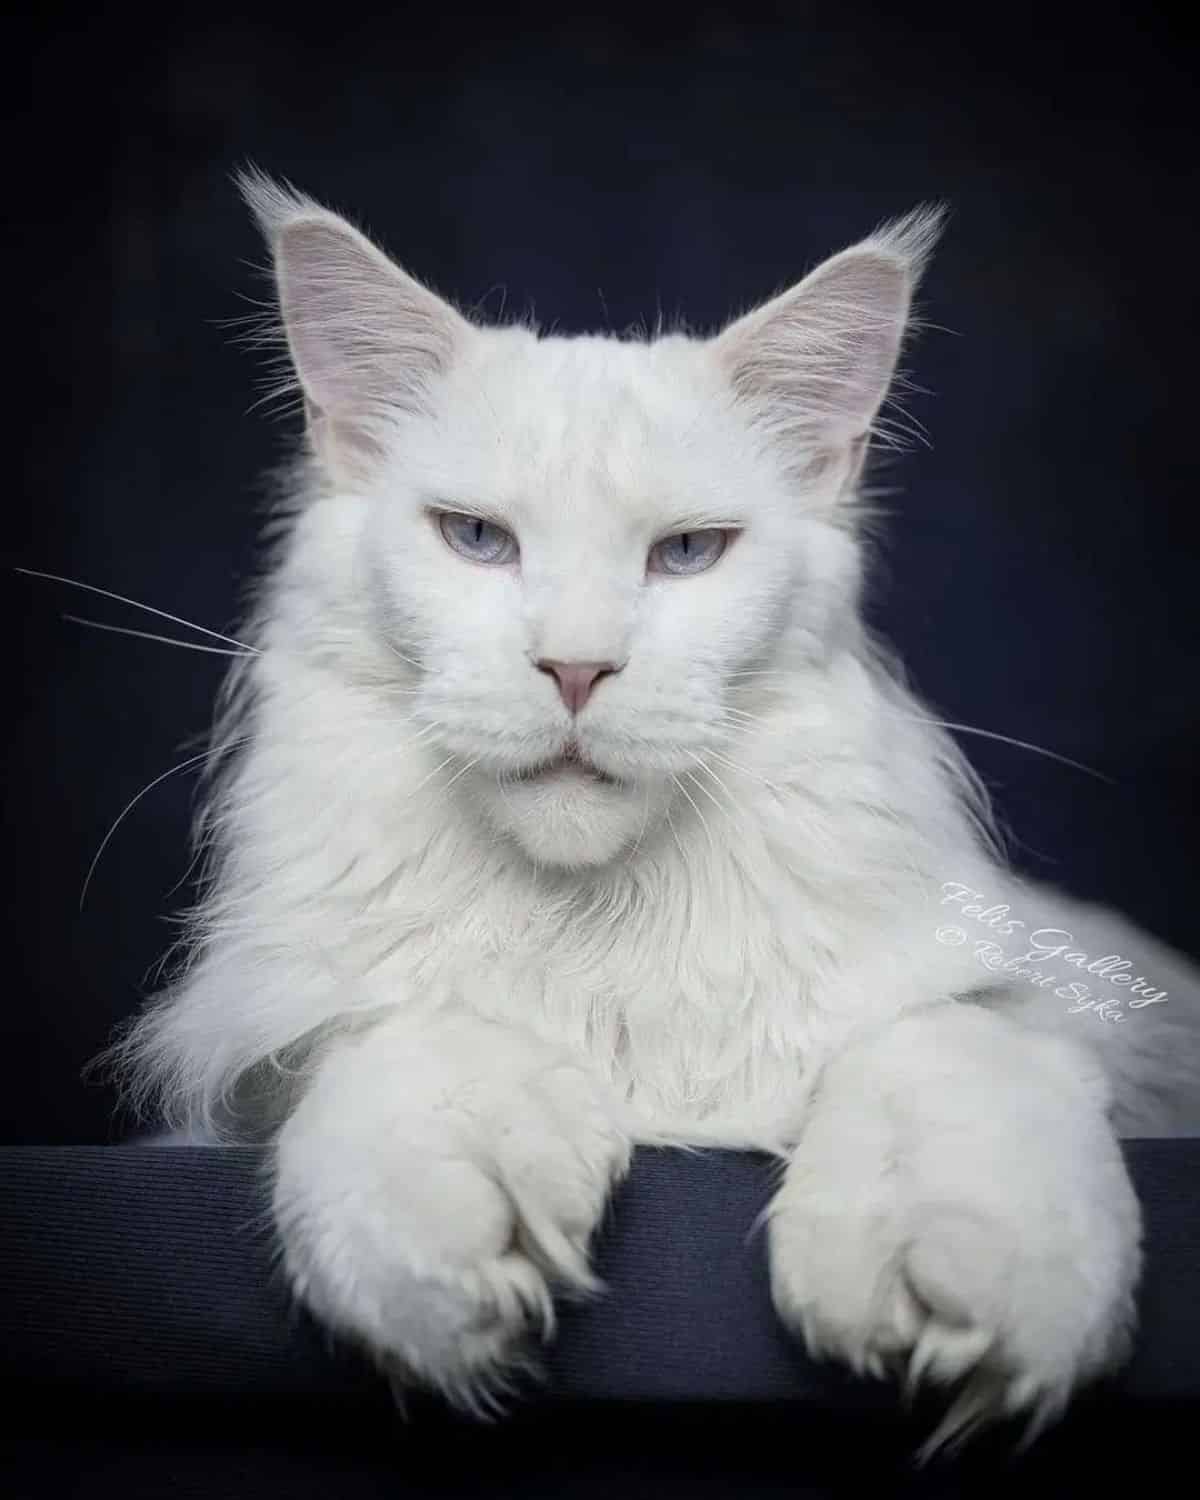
left=271, top=1010, right=630, bottom=1408
left=767, top=1001, right=1141, bottom=1453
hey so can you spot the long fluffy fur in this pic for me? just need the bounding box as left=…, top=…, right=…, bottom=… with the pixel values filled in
left=103, top=180, right=1199, bottom=1447
left=110, top=199, right=1197, bottom=1143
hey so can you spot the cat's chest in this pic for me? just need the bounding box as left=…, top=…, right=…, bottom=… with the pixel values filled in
left=396, top=862, right=821, bottom=1074
left=355, top=840, right=934, bottom=1138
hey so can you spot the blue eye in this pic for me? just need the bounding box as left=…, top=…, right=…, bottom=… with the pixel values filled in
left=648, top=529, right=729, bottom=577
left=438, top=512, right=518, bottom=564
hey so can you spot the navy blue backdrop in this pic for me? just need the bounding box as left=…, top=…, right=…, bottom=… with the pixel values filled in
left=6, top=2, right=1197, bottom=1142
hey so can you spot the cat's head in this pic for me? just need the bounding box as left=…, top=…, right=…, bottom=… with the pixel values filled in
left=244, top=170, right=939, bottom=870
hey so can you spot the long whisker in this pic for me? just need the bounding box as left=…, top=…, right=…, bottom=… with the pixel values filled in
left=681, top=774, right=735, bottom=846
left=672, top=773, right=714, bottom=855
left=721, top=687, right=1105, bottom=782
left=405, top=752, right=459, bottom=801
left=624, top=778, right=653, bottom=866
left=889, top=712, right=1111, bottom=782
left=718, top=707, right=768, bottom=731
left=684, top=762, right=741, bottom=822
left=62, top=614, right=254, bottom=658
left=403, top=721, right=442, bottom=747
left=435, top=756, right=480, bottom=797
left=682, top=766, right=729, bottom=819
left=383, top=640, right=423, bottom=671
left=16, top=567, right=259, bottom=654
left=495, top=769, right=519, bottom=823
left=663, top=803, right=686, bottom=863
left=80, top=739, right=250, bottom=913
left=725, top=670, right=792, bottom=682
left=721, top=720, right=822, bottom=769
left=704, top=747, right=786, bottom=794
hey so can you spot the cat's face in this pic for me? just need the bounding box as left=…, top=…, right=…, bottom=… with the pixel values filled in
left=361, top=330, right=856, bottom=867
left=244, top=172, right=936, bottom=869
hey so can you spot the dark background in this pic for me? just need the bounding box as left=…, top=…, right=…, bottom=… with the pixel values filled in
left=6, top=3, right=1197, bottom=1144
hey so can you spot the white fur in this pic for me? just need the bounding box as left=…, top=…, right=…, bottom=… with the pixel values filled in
left=113, top=174, right=1199, bottom=1447
left=768, top=1003, right=1140, bottom=1456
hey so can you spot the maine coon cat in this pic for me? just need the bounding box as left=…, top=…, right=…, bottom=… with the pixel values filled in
left=114, top=172, right=1199, bottom=1453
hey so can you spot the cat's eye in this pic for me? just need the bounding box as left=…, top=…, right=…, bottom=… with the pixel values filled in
left=647, top=529, right=730, bottom=577
left=437, top=512, right=518, bottom=565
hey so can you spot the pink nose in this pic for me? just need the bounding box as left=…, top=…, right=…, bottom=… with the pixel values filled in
left=536, top=659, right=620, bottom=714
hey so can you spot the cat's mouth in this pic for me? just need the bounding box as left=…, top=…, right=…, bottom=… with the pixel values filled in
left=510, top=740, right=622, bottom=787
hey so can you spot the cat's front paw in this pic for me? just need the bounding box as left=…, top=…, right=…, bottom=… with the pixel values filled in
left=768, top=1133, right=1141, bottom=1452
left=273, top=1043, right=630, bottom=1409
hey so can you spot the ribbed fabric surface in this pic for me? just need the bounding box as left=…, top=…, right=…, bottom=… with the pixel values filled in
left=2, top=1143, right=1197, bottom=1403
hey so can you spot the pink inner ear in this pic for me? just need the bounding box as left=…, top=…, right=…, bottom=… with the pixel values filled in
left=273, top=216, right=464, bottom=438
left=725, top=251, right=911, bottom=448
left=715, top=204, right=946, bottom=471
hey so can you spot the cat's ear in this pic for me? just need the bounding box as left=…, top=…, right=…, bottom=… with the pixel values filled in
left=714, top=206, right=944, bottom=497
left=239, top=169, right=470, bottom=477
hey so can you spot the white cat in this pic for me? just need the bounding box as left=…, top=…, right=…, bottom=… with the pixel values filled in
left=114, top=171, right=1199, bottom=1453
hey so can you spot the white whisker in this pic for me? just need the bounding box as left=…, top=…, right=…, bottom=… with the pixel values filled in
left=624, top=778, right=653, bottom=866
left=383, top=640, right=423, bottom=671
left=682, top=766, right=728, bottom=819
left=725, top=670, right=791, bottom=682
left=405, top=753, right=459, bottom=800
left=663, top=803, right=686, bottom=863
left=436, top=756, right=480, bottom=796
left=705, top=747, right=785, bottom=794
left=406, top=721, right=442, bottom=746
left=63, top=615, right=254, bottom=658
left=80, top=739, right=250, bottom=913
left=718, top=707, right=767, bottom=730
left=672, top=772, right=714, bottom=855
left=888, top=712, right=1111, bottom=782
left=685, top=754, right=742, bottom=821
left=17, top=567, right=259, bottom=654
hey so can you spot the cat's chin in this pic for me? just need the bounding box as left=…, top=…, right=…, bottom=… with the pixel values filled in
left=479, top=766, right=657, bottom=870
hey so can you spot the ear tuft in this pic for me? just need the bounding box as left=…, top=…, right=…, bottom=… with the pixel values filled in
left=858, top=202, right=947, bottom=291
left=235, top=164, right=328, bottom=243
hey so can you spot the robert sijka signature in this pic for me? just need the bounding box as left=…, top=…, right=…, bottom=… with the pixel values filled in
left=935, top=882, right=1169, bottom=1024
